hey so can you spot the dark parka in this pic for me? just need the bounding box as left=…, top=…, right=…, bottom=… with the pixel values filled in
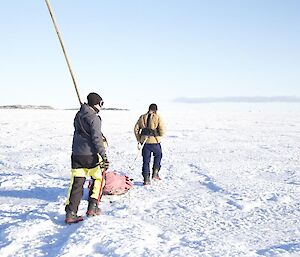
left=71, top=103, right=106, bottom=169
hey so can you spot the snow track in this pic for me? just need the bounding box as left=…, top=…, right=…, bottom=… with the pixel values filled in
left=0, top=104, right=300, bottom=256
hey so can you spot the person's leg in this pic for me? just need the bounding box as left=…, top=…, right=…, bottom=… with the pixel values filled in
left=88, top=178, right=95, bottom=199
left=65, top=168, right=86, bottom=213
left=142, top=144, right=152, bottom=174
left=152, top=143, right=162, bottom=170
left=65, top=168, right=87, bottom=223
left=87, top=166, right=105, bottom=216
left=152, top=143, right=162, bottom=179
left=142, top=144, right=152, bottom=184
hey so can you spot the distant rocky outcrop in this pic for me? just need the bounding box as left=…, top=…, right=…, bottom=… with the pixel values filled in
left=64, top=107, right=129, bottom=111
left=0, top=105, right=54, bottom=110
left=0, top=105, right=129, bottom=111
left=103, top=107, right=129, bottom=111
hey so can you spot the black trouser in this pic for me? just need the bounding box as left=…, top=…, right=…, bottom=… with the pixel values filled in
left=66, top=177, right=86, bottom=213
left=142, top=143, right=162, bottom=175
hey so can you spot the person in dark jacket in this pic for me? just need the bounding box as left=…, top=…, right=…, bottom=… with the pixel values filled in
left=134, top=103, right=165, bottom=185
left=65, top=92, right=109, bottom=224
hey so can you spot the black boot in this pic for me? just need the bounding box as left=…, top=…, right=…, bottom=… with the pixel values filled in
left=143, top=173, right=151, bottom=185
left=65, top=205, right=83, bottom=224
left=86, top=200, right=101, bottom=216
left=152, top=168, right=161, bottom=180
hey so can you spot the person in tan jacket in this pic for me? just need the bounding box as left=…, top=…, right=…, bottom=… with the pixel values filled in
left=134, top=103, right=165, bottom=185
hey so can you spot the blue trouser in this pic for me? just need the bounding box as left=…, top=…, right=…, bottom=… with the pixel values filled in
left=142, top=143, right=162, bottom=175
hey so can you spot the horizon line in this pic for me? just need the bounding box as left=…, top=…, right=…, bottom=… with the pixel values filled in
left=174, top=96, right=300, bottom=103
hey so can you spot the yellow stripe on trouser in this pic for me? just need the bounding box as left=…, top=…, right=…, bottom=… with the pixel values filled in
left=65, top=166, right=105, bottom=205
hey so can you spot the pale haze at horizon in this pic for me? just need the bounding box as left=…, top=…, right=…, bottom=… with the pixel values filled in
left=0, top=1, right=299, bottom=109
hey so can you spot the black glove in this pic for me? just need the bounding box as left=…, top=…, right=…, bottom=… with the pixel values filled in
left=100, top=155, right=110, bottom=169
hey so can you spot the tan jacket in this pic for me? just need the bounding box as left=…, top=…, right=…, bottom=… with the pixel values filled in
left=134, top=112, right=165, bottom=144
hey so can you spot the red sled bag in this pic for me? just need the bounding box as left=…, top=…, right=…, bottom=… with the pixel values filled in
left=103, top=171, right=133, bottom=195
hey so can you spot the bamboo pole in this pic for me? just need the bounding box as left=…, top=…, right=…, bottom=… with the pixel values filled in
left=44, top=0, right=82, bottom=105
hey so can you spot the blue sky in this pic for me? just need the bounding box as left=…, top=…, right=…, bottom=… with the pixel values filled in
left=0, top=0, right=299, bottom=108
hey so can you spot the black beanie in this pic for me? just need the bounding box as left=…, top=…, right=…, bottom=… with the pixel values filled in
left=149, top=103, right=158, bottom=112
left=87, top=92, right=102, bottom=106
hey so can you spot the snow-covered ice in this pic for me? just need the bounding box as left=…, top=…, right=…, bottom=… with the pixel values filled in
left=0, top=103, right=300, bottom=256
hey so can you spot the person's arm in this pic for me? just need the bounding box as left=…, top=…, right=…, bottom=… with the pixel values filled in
left=157, top=116, right=166, bottom=137
left=134, top=117, right=142, bottom=142
left=90, top=116, right=107, bottom=159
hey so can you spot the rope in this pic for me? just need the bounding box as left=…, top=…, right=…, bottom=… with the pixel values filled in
left=129, top=137, right=148, bottom=170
